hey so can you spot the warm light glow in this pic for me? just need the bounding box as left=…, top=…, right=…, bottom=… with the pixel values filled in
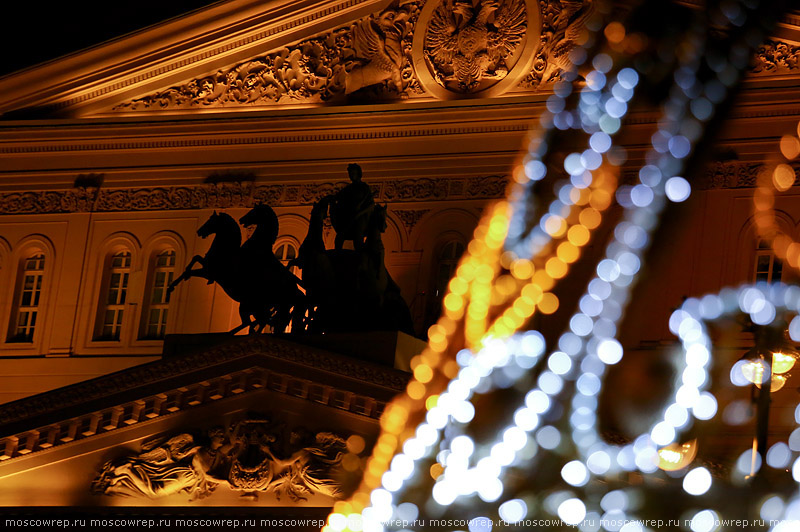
left=658, top=439, right=697, bottom=471
left=604, top=21, right=626, bottom=43
left=780, top=134, right=800, bottom=160
left=773, top=164, right=795, bottom=192
left=772, top=351, right=796, bottom=374
left=741, top=358, right=768, bottom=385
left=770, top=373, right=787, bottom=392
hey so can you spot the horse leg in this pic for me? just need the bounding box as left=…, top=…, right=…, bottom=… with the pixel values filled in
left=167, top=262, right=211, bottom=295
left=290, top=292, right=308, bottom=333
left=229, top=305, right=254, bottom=335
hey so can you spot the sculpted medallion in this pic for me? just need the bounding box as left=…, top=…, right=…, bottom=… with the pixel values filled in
left=413, top=0, right=541, bottom=98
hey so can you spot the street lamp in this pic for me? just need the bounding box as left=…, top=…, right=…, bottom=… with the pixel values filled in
left=737, top=323, right=798, bottom=475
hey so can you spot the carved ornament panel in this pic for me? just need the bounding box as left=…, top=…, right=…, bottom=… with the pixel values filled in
left=92, top=416, right=358, bottom=502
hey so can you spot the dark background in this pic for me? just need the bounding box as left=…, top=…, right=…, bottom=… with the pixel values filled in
left=1, top=0, right=221, bottom=76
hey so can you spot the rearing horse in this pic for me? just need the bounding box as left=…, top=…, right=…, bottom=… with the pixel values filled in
left=168, top=210, right=303, bottom=334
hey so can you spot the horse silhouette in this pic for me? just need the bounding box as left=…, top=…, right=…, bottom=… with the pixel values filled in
left=168, top=209, right=303, bottom=334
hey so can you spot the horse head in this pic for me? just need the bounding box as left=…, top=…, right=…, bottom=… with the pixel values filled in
left=197, top=211, right=219, bottom=238
left=240, top=204, right=279, bottom=247
left=311, top=198, right=331, bottom=220
left=371, top=204, right=388, bottom=233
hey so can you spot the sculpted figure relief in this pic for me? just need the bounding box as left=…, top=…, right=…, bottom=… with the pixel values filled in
left=92, top=431, right=221, bottom=500
left=93, top=418, right=352, bottom=502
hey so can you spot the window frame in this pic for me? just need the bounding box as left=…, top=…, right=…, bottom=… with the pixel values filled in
left=94, top=250, right=133, bottom=342
left=139, top=249, right=177, bottom=340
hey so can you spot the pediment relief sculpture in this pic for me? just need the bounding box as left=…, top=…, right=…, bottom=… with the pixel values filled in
left=115, top=1, right=423, bottom=112
left=92, top=417, right=354, bottom=502
left=113, top=0, right=595, bottom=111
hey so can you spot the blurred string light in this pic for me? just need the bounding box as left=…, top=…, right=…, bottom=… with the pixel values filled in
left=324, top=1, right=790, bottom=531
left=753, top=121, right=800, bottom=273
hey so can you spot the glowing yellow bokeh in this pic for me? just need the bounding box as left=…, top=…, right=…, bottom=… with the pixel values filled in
left=546, top=257, right=568, bottom=279
left=426, top=394, right=439, bottom=410
left=532, top=271, right=555, bottom=291
left=538, top=292, right=559, bottom=314
left=773, top=164, right=795, bottom=192
left=407, top=380, right=426, bottom=400
left=511, top=259, right=534, bottom=279
left=544, top=215, right=567, bottom=237
left=604, top=21, right=626, bottom=43
left=557, top=241, right=580, bottom=263
left=579, top=207, right=602, bottom=229
left=568, top=224, right=591, bottom=246
left=413, top=364, right=433, bottom=383
left=346, top=435, right=366, bottom=454
left=780, top=134, right=800, bottom=160
left=657, top=439, right=697, bottom=471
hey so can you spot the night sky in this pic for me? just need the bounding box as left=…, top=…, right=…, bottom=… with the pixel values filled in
left=1, top=0, right=221, bottom=77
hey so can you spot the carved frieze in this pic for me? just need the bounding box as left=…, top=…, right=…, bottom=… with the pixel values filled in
left=0, top=175, right=510, bottom=215
left=0, top=187, right=98, bottom=214
left=751, top=40, right=800, bottom=75
left=115, top=1, right=423, bottom=112
left=92, top=416, right=353, bottom=502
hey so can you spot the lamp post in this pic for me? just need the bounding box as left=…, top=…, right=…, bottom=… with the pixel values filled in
left=739, top=323, right=797, bottom=473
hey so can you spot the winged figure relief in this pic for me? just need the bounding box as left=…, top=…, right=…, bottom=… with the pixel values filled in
left=425, top=0, right=527, bottom=92
left=345, top=6, right=412, bottom=94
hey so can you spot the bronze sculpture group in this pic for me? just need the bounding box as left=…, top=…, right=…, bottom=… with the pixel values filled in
left=167, top=164, right=414, bottom=336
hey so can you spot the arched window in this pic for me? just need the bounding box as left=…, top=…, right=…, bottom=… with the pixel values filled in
left=142, top=250, right=176, bottom=339
left=754, top=239, right=782, bottom=282
left=96, top=251, right=132, bottom=341
left=425, top=240, right=465, bottom=329
left=274, top=239, right=299, bottom=276
left=8, top=254, right=45, bottom=342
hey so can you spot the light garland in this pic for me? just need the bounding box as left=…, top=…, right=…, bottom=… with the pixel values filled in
left=324, top=1, right=792, bottom=531
left=753, top=124, right=800, bottom=273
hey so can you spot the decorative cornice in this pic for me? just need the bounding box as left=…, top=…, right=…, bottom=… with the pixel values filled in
left=0, top=122, right=531, bottom=154
left=0, top=176, right=510, bottom=215
left=0, top=334, right=410, bottom=463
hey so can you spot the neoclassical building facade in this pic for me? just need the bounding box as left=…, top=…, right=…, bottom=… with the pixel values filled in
left=0, top=0, right=799, bottom=512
